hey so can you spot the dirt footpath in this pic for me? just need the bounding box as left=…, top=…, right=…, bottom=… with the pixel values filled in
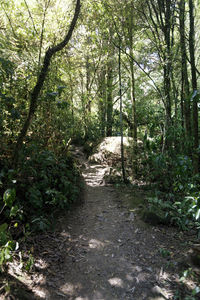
left=25, top=159, right=196, bottom=300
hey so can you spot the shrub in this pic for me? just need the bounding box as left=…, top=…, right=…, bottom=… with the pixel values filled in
left=0, top=147, right=83, bottom=232
left=142, top=151, right=200, bottom=233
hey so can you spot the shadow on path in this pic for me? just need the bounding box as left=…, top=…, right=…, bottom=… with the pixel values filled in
left=6, top=154, right=196, bottom=300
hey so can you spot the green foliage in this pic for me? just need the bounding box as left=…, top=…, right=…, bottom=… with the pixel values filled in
left=0, top=145, right=82, bottom=233
left=24, top=253, right=34, bottom=272
left=0, top=0, right=199, bottom=289
left=180, top=268, right=194, bottom=282
left=0, top=187, right=20, bottom=272
left=5, top=148, right=82, bottom=230
left=31, top=216, right=50, bottom=232
left=141, top=147, right=200, bottom=232
left=9, top=205, right=20, bottom=218
left=0, top=223, right=9, bottom=246
left=170, top=192, right=200, bottom=231
left=159, top=247, right=171, bottom=258
left=3, top=189, right=16, bottom=208
left=142, top=152, right=193, bottom=191
left=172, top=156, right=193, bottom=194
left=147, top=196, right=172, bottom=219
left=170, top=198, right=195, bottom=230
left=0, top=244, right=13, bottom=271
left=176, top=268, right=200, bottom=300
left=0, top=239, right=18, bottom=272
left=0, top=147, right=82, bottom=271
left=147, top=189, right=200, bottom=232
left=1, top=187, right=21, bottom=220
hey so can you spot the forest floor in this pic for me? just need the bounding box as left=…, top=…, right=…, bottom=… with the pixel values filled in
left=1, top=144, right=200, bottom=300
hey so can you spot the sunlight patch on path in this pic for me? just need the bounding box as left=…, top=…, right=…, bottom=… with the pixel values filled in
left=60, top=282, right=82, bottom=296
left=88, top=238, right=105, bottom=249
left=108, top=277, right=124, bottom=288
left=82, top=163, right=108, bottom=187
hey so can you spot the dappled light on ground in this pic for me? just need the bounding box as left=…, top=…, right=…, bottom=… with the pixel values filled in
left=88, top=238, right=105, bottom=249
left=60, top=282, right=82, bottom=297
left=7, top=152, right=198, bottom=300
left=82, top=163, right=108, bottom=186
left=108, top=277, right=124, bottom=288
left=89, top=136, right=132, bottom=162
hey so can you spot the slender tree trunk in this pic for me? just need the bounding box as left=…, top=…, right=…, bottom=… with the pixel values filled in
left=130, top=60, right=137, bottom=142
left=98, top=68, right=106, bottom=137
left=86, top=55, right=91, bottom=113
left=163, top=0, right=172, bottom=149
left=171, top=71, right=178, bottom=124
left=179, top=0, right=191, bottom=147
left=119, top=42, right=126, bottom=183
left=163, top=61, right=171, bottom=132
left=13, top=0, right=81, bottom=166
left=128, top=3, right=137, bottom=175
left=69, top=77, right=75, bottom=136
left=189, top=0, right=199, bottom=172
left=80, top=74, right=88, bottom=140
left=128, top=2, right=137, bottom=144
left=106, top=60, right=113, bottom=136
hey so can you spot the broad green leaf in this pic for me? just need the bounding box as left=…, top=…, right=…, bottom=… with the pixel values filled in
left=10, top=205, right=19, bottom=217
left=3, top=189, right=16, bottom=208
left=5, top=241, right=16, bottom=251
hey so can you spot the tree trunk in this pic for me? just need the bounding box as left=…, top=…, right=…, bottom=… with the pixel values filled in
left=98, top=68, right=106, bottom=137
left=130, top=60, right=137, bottom=142
left=163, top=0, right=172, bottom=133
left=13, top=0, right=81, bottom=166
left=127, top=1, right=137, bottom=143
left=189, top=0, right=199, bottom=172
left=106, top=60, right=113, bottom=137
left=127, top=1, right=137, bottom=175
left=179, top=0, right=191, bottom=147
left=86, top=55, right=91, bottom=113
left=118, top=42, right=126, bottom=183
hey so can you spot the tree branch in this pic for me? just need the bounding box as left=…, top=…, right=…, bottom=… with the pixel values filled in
left=13, top=0, right=81, bottom=166
left=24, top=0, right=38, bottom=34
left=112, top=40, right=164, bottom=102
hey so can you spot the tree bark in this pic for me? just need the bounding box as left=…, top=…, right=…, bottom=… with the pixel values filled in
left=13, top=0, right=81, bottom=166
left=106, top=60, right=113, bottom=137
left=189, top=0, right=199, bottom=172
left=127, top=1, right=137, bottom=144
left=163, top=0, right=172, bottom=136
left=127, top=1, right=137, bottom=175
left=118, top=42, right=126, bottom=183
left=86, top=55, right=91, bottom=113
left=179, top=0, right=191, bottom=146
left=98, top=68, right=106, bottom=137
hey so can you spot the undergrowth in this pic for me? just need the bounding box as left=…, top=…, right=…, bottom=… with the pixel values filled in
left=141, top=150, right=200, bottom=235
left=0, top=145, right=83, bottom=271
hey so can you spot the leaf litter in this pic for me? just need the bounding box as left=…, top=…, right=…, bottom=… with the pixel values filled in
left=2, top=142, right=200, bottom=299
